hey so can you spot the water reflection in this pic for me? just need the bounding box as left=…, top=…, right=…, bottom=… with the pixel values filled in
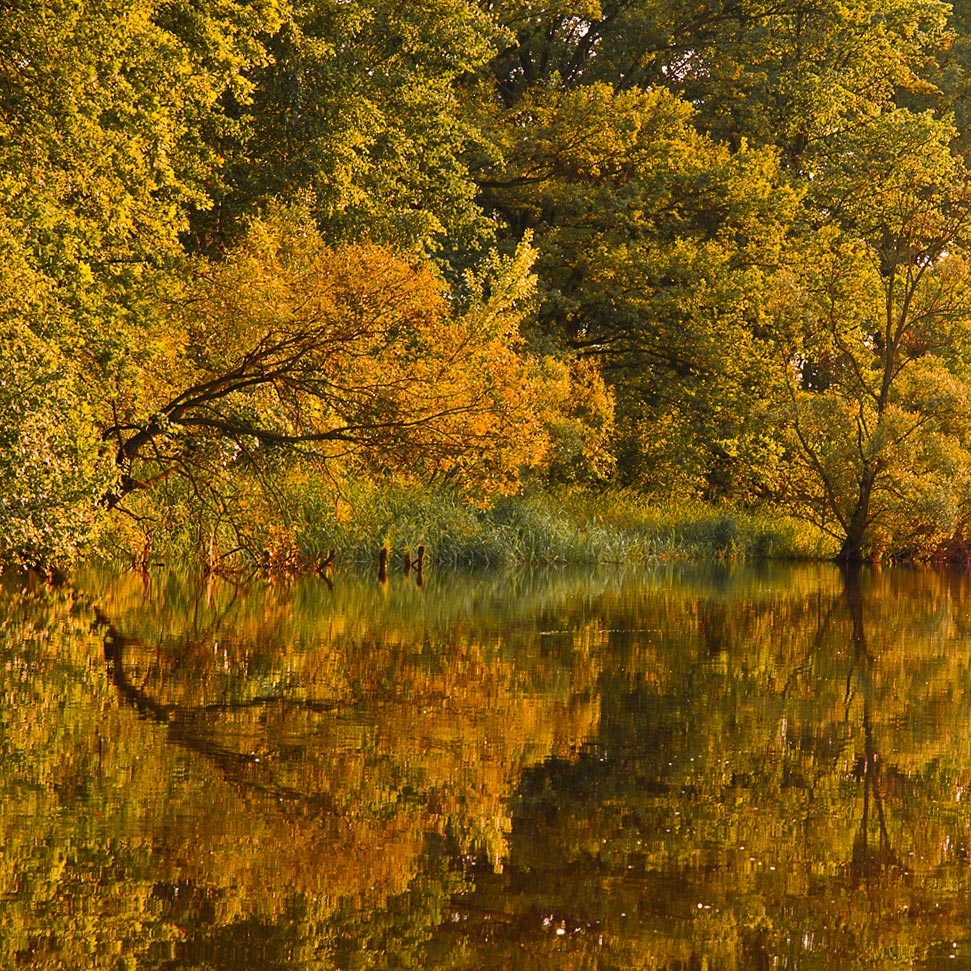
left=2, top=563, right=971, bottom=968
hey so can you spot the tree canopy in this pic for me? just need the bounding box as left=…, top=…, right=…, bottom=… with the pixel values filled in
left=5, top=0, right=971, bottom=566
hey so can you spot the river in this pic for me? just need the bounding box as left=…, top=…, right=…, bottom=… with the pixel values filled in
left=2, top=561, right=971, bottom=969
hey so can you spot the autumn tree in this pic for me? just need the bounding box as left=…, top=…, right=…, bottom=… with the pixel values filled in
left=0, top=1, right=561, bottom=569
left=479, top=0, right=952, bottom=163
left=0, top=0, right=282, bottom=567
left=190, top=0, right=502, bottom=265
left=0, top=324, right=116, bottom=571
left=771, top=112, right=971, bottom=559
left=0, top=0, right=281, bottom=333
left=651, top=0, right=950, bottom=166
left=470, top=0, right=961, bottom=503
left=101, top=205, right=547, bottom=560
left=470, top=79, right=799, bottom=494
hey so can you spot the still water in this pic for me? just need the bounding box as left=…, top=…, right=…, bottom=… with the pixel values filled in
left=3, top=561, right=971, bottom=969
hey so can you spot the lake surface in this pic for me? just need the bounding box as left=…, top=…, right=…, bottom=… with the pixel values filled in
left=3, top=561, right=971, bottom=969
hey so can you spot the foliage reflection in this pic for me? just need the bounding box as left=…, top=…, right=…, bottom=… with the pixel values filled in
left=2, top=564, right=971, bottom=968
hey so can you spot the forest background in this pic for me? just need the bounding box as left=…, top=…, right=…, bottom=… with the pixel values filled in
left=7, top=0, right=971, bottom=573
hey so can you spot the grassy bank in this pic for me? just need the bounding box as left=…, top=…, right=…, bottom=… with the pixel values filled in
left=291, top=484, right=835, bottom=571
left=96, top=480, right=834, bottom=574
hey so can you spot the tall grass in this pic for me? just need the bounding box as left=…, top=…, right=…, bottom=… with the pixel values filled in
left=295, top=483, right=834, bottom=569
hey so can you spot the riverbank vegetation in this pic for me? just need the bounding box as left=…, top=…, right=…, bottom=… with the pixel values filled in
left=100, top=483, right=833, bottom=573
left=7, top=0, right=971, bottom=572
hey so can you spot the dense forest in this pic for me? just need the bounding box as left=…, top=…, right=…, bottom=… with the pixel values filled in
left=7, top=0, right=971, bottom=570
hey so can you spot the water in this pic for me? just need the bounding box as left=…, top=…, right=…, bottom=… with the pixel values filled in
left=3, top=561, right=971, bottom=969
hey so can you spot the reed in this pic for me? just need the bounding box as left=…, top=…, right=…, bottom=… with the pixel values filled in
left=96, top=477, right=833, bottom=572
left=295, top=483, right=834, bottom=569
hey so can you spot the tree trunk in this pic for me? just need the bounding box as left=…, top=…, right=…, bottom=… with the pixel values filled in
left=839, top=471, right=877, bottom=562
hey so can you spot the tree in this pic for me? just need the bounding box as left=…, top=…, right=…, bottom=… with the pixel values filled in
left=102, top=205, right=547, bottom=557
left=470, top=80, right=799, bottom=493
left=470, top=0, right=963, bottom=501
left=0, top=0, right=285, bottom=567
left=477, top=0, right=952, bottom=162
left=771, top=112, right=971, bottom=559
left=887, top=0, right=971, bottom=151
left=0, top=0, right=282, bottom=338
left=191, top=0, right=502, bottom=266
left=0, top=323, right=115, bottom=572
left=654, top=0, right=950, bottom=166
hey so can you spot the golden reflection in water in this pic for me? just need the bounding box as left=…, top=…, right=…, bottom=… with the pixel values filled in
left=1, top=563, right=971, bottom=969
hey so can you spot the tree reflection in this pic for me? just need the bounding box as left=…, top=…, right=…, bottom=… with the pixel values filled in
left=445, top=565, right=971, bottom=969
left=843, top=566, right=904, bottom=886
left=3, top=565, right=971, bottom=969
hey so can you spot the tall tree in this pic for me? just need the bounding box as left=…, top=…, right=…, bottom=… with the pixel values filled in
left=771, top=112, right=971, bottom=559
left=470, top=79, right=799, bottom=493
left=0, top=0, right=281, bottom=328
left=0, top=0, right=281, bottom=567
left=472, top=0, right=960, bottom=505
left=192, top=0, right=502, bottom=266
left=479, top=0, right=952, bottom=162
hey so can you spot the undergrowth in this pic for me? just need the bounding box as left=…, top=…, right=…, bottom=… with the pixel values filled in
left=293, top=484, right=834, bottom=570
